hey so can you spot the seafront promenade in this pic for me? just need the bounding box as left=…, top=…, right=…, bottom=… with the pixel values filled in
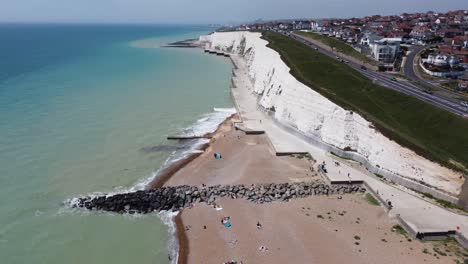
left=229, top=54, right=468, bottom=248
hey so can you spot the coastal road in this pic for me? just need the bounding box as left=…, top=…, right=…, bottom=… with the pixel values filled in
left=403, top=45, right=426, bottom=83
left=285, top=32, right=468, bottom=116
left=403, top=45, right=468, bottom=99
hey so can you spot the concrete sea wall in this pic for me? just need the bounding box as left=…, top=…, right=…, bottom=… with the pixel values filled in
left=204, top=31, right=464, bottom=198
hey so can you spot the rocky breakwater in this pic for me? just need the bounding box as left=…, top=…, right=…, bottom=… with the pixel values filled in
left=72, top=182, right=366, bottom=214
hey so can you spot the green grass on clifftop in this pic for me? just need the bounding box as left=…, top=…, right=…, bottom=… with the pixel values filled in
left=295, top=31, right=375, bottom=65
left=262, top=31, right=468, bottom=172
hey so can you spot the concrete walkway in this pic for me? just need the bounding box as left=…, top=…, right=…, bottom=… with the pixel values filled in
left=229, top=54, right=468, bottom=248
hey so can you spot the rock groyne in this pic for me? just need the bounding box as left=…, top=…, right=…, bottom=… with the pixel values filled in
left=73, top=182, right=366, bottom=214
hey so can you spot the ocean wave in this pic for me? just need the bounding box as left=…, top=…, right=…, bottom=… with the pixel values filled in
left=182, top=107, right=235, bottom=136
left=65, top=107, right=235, bottom=204
left=213, top=107, right=236, bottom=113
left=64, top=106, right=236, bottom=264
left=67, top=107, right=235, bottom=201
left=158, top=211, right=179, bottom=264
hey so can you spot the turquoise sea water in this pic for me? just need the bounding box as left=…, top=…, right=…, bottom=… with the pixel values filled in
left=0, top=24, right=233, bottom=263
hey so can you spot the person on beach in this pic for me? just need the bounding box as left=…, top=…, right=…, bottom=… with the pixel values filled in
left=259, top=245, right=268, bottom=252
left=222, top=216, right=232, bottom=227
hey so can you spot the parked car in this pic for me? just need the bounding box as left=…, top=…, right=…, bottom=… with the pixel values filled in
left=423, top=89, right=433, bottom=94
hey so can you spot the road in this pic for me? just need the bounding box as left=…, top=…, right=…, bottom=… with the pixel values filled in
left=403, top=45, right=468, bottom=99
left=403, top=45, right=426, bottom=83
left=286, top=32, right=468, bottom=116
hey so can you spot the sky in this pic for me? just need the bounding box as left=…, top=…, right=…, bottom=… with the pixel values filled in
left=0, top=0, right=466, bottom=24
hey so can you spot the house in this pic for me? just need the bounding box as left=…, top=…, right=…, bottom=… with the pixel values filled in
left=293, top=21, right=311, bottom=30
left=452, top=36, right=468, bottom=49
left=424, top=54, right=459, bottom=67
left=311, top=20, right=332, bottom=32
left=435, top=18, right=447, bottom=24
left=436, top=27, right=463, bottom=38
left=369, top=38, right=401, bottom=64
left=360, top=32, right=383, bottom=46
left=458, top=79, right=468, bottom=91
left=410, top=25, right=434, bottom=40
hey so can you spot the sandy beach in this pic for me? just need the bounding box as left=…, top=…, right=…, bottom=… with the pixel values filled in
left=154, top=120, right=466, bottom=264
left=141, top=31, right=468, bottom=264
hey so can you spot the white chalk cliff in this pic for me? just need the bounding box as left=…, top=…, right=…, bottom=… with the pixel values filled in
left=202, top=31, right=464, bottom=195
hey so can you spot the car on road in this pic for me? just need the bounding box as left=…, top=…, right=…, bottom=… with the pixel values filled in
left=422, top=89, right=433, bottom=95
left=461, top=101, right=468, bottom=108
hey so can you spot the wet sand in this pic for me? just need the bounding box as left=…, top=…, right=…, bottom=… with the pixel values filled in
left=148, top=114, right=236, bottom=189
left=174, top=212, right=189, bottom=264
left=159, top=119, right=466, bottom=263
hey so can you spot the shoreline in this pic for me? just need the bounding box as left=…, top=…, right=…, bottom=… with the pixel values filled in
left=160, top=33, right=468, bottom=263
left=148, top=114, right=236, bottom=189
left=152, top=114, right=468, bottom=263
left=168, top=115, right=235, bottom=264
left=175, top=211, right=189, bottom=264
left=148, top=146, right=209, bottom=189
left=146, top=113, right=237, bottom=263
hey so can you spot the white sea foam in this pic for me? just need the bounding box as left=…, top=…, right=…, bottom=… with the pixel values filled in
left=158, top=211, right=179, bottom=264
left=64, top=106, right=237, bottom=264
left=182, top=107, right=235, bottom=136
left=65, top=107, right=236, bottom=205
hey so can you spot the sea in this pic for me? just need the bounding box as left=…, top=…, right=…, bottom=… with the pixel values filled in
left=0, top=24, right=234, bottom=263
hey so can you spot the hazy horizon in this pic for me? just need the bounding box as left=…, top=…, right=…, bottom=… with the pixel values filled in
left=0, top=0, right=466, bottom=25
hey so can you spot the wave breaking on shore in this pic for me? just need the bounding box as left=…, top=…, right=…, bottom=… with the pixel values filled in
left=65, top=107, right=236, bottom=264
left=147, top=107, right=235, bottom=187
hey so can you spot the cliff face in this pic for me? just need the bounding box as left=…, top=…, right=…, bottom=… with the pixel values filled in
left=204, top=31, right=464, bottom=195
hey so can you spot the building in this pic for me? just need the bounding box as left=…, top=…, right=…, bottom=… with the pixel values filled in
left=457, top=79, right=468, bottom=91
left=410, top=25, right=434, bottom=40
left=293, top=21, right=311, bottom=30
left=369, top=38, right=401, bottom=64
left=360, top=32, right=383, bottom=46
left=310, top=20, right=332, bottom=32
left=424, top=54, right=460, bottom=67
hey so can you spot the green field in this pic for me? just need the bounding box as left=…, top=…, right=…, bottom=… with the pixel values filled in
left=295, top=31, right=375, bottom=65
left=262, top=31, right=468, bottom=172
